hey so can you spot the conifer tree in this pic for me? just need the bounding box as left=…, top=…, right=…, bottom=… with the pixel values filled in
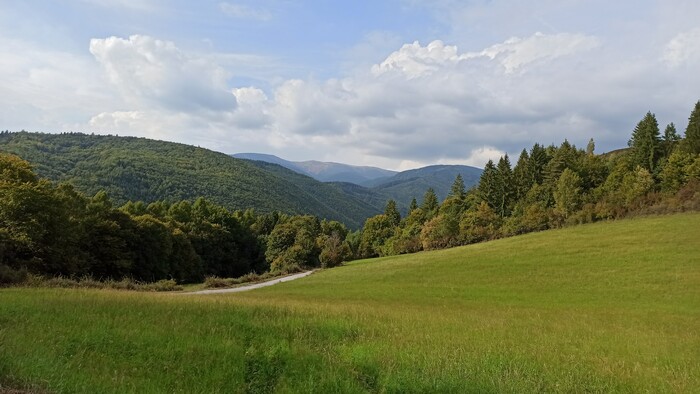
left=628, top=111, right=661, bottom=172
left=384, top=199, right=401, bottom=226
left=408, top=198, right=418, bottom=213
left=477, top=160, right=498, bottom=209
left=528, top=143, right=548, bottom=185
left=684, top=100, right=700, bottom=155
left=495, top=155, right=514, bottom=217
left=662, top=123, right=680, bottom=159
left=421, top=188, right=439, bottom=214
left=512, top=149, right=532, bottom=201
left=448, top=174, right=466, bottom=199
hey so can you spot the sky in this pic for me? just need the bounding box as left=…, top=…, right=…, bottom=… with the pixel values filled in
left=1, top=0, right=699, bottom=170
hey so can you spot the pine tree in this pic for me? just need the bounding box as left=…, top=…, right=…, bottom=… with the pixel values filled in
left=512, top=149, right=532, bottom=201
left=477, top=160, right=498, bottom=209
left=528, top=143, right=548, bottom=185
left=684, top=100, right=700, bottom=155
left=384, top=199, right=401, bottom=226
left=448, top=174, right=466, bottom=199
left=628, top=111, right=661, bottom=172
left=662, top=123, right=680, bottom=159
left=495, top=155, right=514, bottom=218
left=408, top=198, right=418, bottom=213
left=421, top=188, right=439, bottom=214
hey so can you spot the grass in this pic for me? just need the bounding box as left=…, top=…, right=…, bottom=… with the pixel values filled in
left=1, top=213, right=699, bottom=393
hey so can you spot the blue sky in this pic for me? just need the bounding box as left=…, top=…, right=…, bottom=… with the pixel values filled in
left=1, top=0, right=699, bottom=170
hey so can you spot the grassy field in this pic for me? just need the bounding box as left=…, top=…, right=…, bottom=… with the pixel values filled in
left=1, top=213, right=699, bottom=393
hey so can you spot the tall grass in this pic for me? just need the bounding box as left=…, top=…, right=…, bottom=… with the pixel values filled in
left=1, top=213, right=699, bottom=393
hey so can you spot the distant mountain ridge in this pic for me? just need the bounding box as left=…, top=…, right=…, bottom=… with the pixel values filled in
left=0, top=132, right=381, bottom=228
left=233, top=153, right=483, bottom=211
left=233, top=153, right=397, bottom=185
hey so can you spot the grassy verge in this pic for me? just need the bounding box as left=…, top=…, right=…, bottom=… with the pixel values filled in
left=1, top=213, right=699, bottom=392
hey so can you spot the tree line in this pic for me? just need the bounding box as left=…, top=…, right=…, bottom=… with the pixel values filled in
left=0, top=154, right=354, bottom=284
left=1, top=101, right=699, bottom=283
left=354, top=101, right=700, bottom=257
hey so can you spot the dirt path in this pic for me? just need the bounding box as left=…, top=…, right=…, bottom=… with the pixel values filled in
left=186, top=270, right=315, bottom=295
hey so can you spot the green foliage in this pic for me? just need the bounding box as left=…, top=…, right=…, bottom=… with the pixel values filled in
left=2, top=214, right=699, bottom=392
left=358, top=214, right=396, bottom=258
left=0, top=132, right=378, bottom=229
left=628, top=112, right=661, bottom=172
left=459, top=202, right=501, bottom=244
left=448, top=174, right=466, bottom=199
left=684, top=100, right=700, bottom=154
left=553, top=168, right=583, bottom=219
left=383, top=199, right=401, bottom=226
left=421, top=188, right=439, bottom=217
left=420, top=214, right=459, bottom=250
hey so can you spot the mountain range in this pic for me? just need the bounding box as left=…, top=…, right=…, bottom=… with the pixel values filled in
left=0, top=132, right=482, bottom=227
left=232, top=153, right=397, bottom=185
left=233, top=153, right=483, bottom=207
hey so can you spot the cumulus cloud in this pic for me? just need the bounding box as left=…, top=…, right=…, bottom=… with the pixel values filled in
left=663, top=28, right=700, bottom=68
left=89, top=35, right=236, bottom=112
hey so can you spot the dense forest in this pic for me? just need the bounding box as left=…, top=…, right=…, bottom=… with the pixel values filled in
left=353, top=102, right=700, bottom=259
left=0, top=132, right=381, bottom=228
left=1, top=101, right=699, bottom=284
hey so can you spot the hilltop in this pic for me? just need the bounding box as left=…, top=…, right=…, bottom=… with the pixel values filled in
left=0, top=132, right=380, bottom=228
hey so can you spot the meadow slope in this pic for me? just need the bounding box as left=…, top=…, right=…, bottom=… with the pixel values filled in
left=1, top=213, right=699, bottom=393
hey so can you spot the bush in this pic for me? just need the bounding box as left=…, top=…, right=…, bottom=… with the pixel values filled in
left=0, top=264, right=28, bottom=285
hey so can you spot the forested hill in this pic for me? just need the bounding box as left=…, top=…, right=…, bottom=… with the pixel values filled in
left=0, top=132, right=381, bottom=228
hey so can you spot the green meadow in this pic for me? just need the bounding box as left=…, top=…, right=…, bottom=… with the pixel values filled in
left=1, top=213, right=699, bottom=393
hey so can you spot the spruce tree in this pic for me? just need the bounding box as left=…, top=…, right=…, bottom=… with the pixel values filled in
left=448, top=174, right=466, bottom=199
left=528, top=143, right=548, bottom=185
left=384, top=199, right=401, bottom=226
left=477, top=160, right=498, bottom=209
left=421, top=188, right=439, bottom=214
left=513, top=149, right=532, bottom=201
left=495, top=155, right=514, bottom=218
left=662, top=123, right=680, bottom=159
left=408, top=198, right=418, bottom=213
left=684, top=100, right=700, bottom=155
left=628, top=111, right=661, bottom=172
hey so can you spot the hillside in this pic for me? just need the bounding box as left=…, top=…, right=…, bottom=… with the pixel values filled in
left=2, top=213, right=698, bottom=392
left=0, top=132, right=380, bottom=228
left=235, top=153, right=483, bottom=209
left=367, top=164, right=483, bottom=203
left=233, top=153, right=397, bottom=184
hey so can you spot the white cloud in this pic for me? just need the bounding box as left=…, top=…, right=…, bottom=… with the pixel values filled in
left=89, top=35, right=236, bottom=112
left=663, top=28, right=700, bottom=68
left=219, top=2, right=272, bottom=21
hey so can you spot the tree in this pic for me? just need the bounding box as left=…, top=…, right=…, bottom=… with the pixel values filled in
left=684, top=100, right=700, bottom=154
left=384, top=199, right=401, bottom=226
left=586, top=138, right=595, bottom=156
left=421, top=188, right=439, bottom=218
left=459, top=202, right=501, bottom=244
left=662, top=123, right=680, bottom=159
left=448, top=174, right=466, bottom=199
left=408, top=198, right=418, bottom=213
left=512, top=149, right=532, bottom=201
left=553, top=169, right=582, bottom=219
left=495, top=155, right=514, bottom=218
left=628, top=111, right=661, bottom=172
left=420, top=214, right=459, bottom=250
left=477, top=160, right=498, bottom=209
left=358, top=214, right=395, bottom=258
left=528, top=143, right=549, bottom=185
